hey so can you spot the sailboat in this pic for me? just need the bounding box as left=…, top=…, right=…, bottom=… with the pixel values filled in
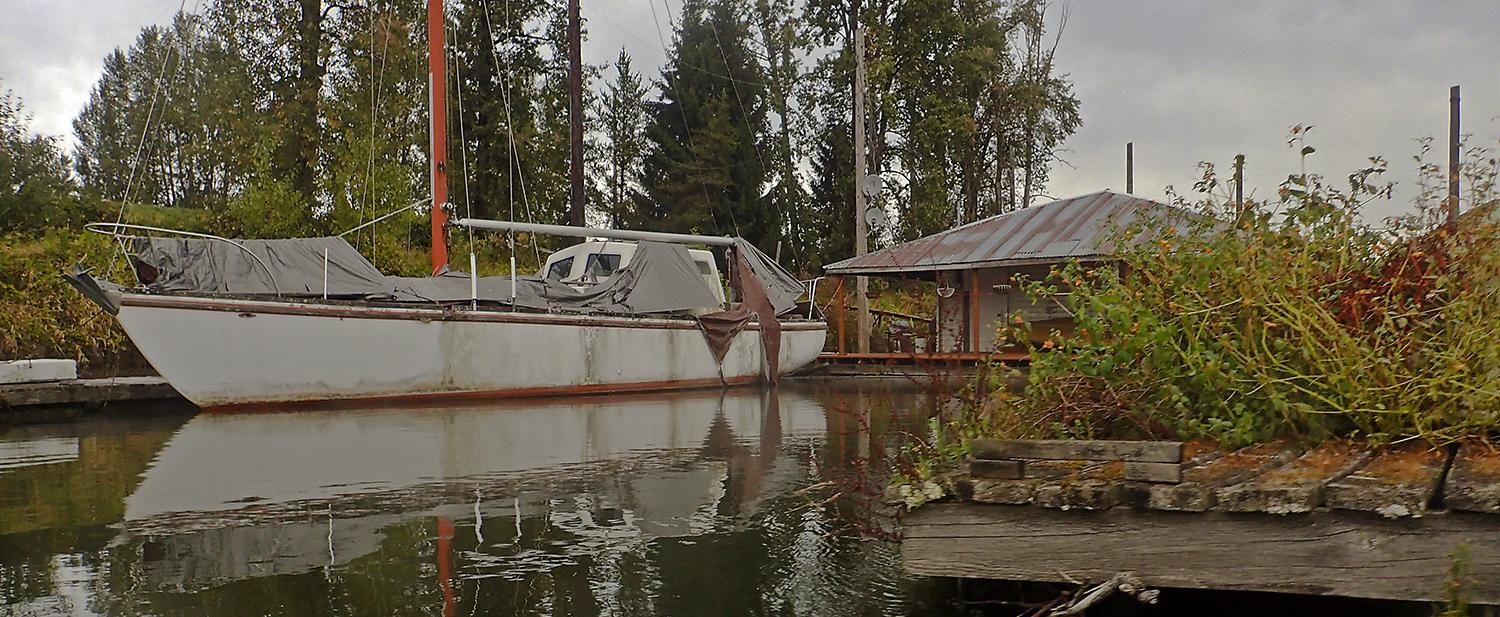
left=66, top=0, right=826, bottom=410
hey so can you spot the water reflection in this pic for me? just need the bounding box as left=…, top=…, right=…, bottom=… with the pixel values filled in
left=0, top=381, right=957, bottom=616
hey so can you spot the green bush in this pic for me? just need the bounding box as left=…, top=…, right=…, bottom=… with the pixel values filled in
left=0, top=232, right=129, bottom=363
left=978, top=154, right=1500, bottom=447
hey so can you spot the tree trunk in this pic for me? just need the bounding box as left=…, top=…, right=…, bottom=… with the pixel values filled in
left=281, top=0, right=323, bottom=207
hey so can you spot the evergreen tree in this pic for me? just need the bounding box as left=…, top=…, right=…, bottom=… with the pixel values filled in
left=596, top=48, right=648, bottom=229
left=451, top=0, right=549, bottom=226
left=639, top=0, right=773, bottom=248
left=752, top=0, right=812, bottom=269
left=806, top=113, right=854, bottom=269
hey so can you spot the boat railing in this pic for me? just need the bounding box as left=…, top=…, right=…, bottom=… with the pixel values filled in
left=85, top=222, right=283, bottom=297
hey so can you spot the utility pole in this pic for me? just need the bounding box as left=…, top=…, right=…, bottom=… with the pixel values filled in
left=1125, top=142, right=1133, bottom=194
left=1234, top=153, right=1245, bottom=216
left=853, top=26, right=871, bottom=354
left=1448, top=84, right=1461, bottom=227
left=567, top=0, right=585, bottom=237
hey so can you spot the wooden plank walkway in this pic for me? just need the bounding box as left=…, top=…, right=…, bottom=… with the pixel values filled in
left=0, top=377, right=179, bottom=411
left=904, top=438, right=1500, bottom=605
left=905, top=504, right=1500, bottom=605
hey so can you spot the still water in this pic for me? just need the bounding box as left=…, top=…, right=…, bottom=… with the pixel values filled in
left=1, top=380, right=961, bottom=616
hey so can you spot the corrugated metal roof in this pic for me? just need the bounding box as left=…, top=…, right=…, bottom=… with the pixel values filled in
left=824, top=191, right=1196, bottom=275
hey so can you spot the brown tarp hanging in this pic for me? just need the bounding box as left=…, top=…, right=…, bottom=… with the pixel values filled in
left=696, top=248, right=784, bottom=384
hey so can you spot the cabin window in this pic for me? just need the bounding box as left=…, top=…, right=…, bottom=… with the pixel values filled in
left=584, top=253, right=622, bottom=278
left=545, top=257, right=574, bottom=280
left=694, top=260, right=713, bottom=275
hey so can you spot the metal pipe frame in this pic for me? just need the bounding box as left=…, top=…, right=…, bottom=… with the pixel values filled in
left=85, top=222, right=282, bottom=296
left=454, top=218, right=737, bottom=247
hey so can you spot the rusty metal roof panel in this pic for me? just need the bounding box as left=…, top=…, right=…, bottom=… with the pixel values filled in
left=824, top=191, right=1196, bottom=274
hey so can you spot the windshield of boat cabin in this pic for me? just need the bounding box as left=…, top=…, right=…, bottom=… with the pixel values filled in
left=585, top=253, right=622, bottom=278
left=545, top=257, right=573, bottom=280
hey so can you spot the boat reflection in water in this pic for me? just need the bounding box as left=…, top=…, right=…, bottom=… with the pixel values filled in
left=0, top=381, right=958, bottom=616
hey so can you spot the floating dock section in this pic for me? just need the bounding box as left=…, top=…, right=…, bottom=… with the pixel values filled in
left=903, top=439, right=1500, bottom=606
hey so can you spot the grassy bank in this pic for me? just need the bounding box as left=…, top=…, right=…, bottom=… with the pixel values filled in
left=0, top=231, right=129, bottom=367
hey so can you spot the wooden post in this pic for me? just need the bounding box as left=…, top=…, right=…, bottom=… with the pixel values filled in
left=1233, top=154, right=1245, bottom=215
left=1125, top=142, right=1134, bottom=195
left=837, top=276, right=848, bottom=355
left=566, top=0, right=585, bottom=239
left=1448, top=84, right=1461, bottom=226
left=966, top=271, right=980, bottom=352
left=853, top=27, right=871, bottom=354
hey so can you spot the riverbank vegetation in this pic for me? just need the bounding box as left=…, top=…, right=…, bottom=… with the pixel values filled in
left=889, top=146, right=1500, bottom=505
left=963, top=142, right=1500, bottom=454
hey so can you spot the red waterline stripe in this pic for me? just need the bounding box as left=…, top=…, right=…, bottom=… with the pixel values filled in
left=202, top=375, right=761, bottom=414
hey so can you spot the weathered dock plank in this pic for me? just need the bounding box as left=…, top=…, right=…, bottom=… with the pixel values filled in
left=1148, top=442, right=1299, bottom=512
left=1325, top=444, right=1451, bottom=518
left=0, top=377, right=179, bottom=410
left=972, top=439, right=1182, bottom=463
left=1215, top=441, right=1369, bottom=514
left=969, top=458, right=1024, bottom=480
left=970, top=460, right=1090, bottom=505
left=903, top=502, right=1500, bottom=605
left=1124, top=461, right=1182, bottom=483
left=1444, top=441, right=1500, bottom=514
left=1032, top=461, right=1126, bottom=511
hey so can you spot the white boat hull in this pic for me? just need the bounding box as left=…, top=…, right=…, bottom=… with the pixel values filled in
left=113, top=294, right=827, bottom=408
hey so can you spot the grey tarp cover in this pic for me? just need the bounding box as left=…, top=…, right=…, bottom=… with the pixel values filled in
left=733, top=238, right=804, bottom=316
left=129, top=236, right=393, bottom=297
left=128, top=236, right=722, bottom=316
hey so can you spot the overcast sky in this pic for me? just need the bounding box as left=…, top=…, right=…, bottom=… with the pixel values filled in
left=3, top=0, right=1496, bottom=222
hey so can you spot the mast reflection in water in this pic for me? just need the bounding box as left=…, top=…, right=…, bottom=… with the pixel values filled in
left=0, top=381, right=960, bottom=616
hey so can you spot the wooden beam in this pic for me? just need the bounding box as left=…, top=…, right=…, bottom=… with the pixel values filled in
left=903, top=502, right=1500, bottom=605
left=1, top=377, right=179, bottom=410
left=1216, top=441, right=1369, bottom=514
left=836, top=276, right=847, bottom=355
left=972, top=439, right=1183, bottom=464
left=970, top=458, right=1025, bottom=480
left=1124, top=461, right=1182, bottom=484
left=1326, top=444, right=1451, bottom=518
left=1149, top=442, right=1300, bottom=512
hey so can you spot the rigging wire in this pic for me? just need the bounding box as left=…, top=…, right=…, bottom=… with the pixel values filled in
left=481, top=0, right=543, bottom=270
left=362, top=0, right=393, bottom=257
left=648, top=0, right=738, bottom=237
left=109, top=0, right=198, bottom=280
left=706, top=8, right=774, bottom=239
left=449, top=18, right=478, bottom=267
left=450, top=14, right=484, bottom=309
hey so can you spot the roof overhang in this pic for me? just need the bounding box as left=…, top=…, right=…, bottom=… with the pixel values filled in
left=824, top=254, right=1114, bottom=276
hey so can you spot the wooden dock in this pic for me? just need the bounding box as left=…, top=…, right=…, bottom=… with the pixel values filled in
left=0, top=376, right=180, bottom=412
left=903, top=439, right=1500, bottom=606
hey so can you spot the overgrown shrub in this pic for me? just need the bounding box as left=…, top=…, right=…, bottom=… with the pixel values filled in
left=978, top=148, right=1500, bottom=447
left=0, top=232, right=129, bottom=363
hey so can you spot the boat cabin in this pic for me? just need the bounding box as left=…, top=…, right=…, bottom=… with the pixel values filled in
left=540, top=240, right=727, bottom=305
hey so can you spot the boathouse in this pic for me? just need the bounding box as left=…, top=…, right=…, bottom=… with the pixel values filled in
left=823, top=190, right=1194, bottom=356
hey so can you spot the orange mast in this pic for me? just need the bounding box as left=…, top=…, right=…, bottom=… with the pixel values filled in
left=426, top=0, right=450, bottom=273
